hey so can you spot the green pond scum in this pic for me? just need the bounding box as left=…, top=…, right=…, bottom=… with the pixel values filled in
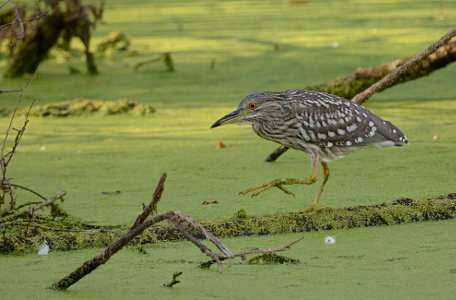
left=1, top=0, right=456, bottom=298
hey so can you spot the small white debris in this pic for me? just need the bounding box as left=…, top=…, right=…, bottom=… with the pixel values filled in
left=324, top=236, right=336, bottom=244
left=392, top=129, right=397, bottom=133
left=369, top=121, right=374, bottom=127
left=38, top=240, right=49, bottom=256
left=39, top=146, right=46, bottom=151
left=331, top=42, right=340, bottom=48
left=346, top=141, right=352, bottom=146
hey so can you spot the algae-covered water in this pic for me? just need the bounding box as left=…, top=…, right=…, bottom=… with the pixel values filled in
left=1, top=0, right=456, bottom=298
left=2, top=220, right=456, bottom=299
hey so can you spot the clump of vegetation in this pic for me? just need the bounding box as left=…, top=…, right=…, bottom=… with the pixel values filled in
left=97, top=30, right=130, bottom=53
left=7, top=98, right=155, bottom=117
left=248, top=253, right=300, bottom=265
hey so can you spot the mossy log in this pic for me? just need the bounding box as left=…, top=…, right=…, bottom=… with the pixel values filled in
left=152, top=194, right=456, bottom=240
left=308, top=41, right=456, bottom=100
left=4, top=13, right=64, bottom=77
left=2, top=194, right=455, bottom=254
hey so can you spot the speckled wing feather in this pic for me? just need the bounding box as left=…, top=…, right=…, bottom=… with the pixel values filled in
left=280, top=90, right=408, bottom=148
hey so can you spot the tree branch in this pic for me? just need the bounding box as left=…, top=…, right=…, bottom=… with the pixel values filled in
left=0, top=69, right=38, bottom=210
left=50, top=173, right=303, bottom=290
left=28, top=191, right=66, bottom=216
left=351, top=27, right=456, bottom=104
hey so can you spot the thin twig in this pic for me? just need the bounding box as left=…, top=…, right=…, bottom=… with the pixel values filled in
left=0, top=10, right=49, bottom=32
left=9, top=183, right=47, bottom=201
left=10, top=0, right=24, bottom=39
left=199, top=236, right=305, bottom=268
left=352, top=27, right=456, bottom=104
left=0, top=0, right=10, bottom=10
left=28, top=191, right=66, bottom=216
left=0, top=69, right=37, bottom=210
left=0, top=89, right=22, bottom=94
left=1, top=69, right=37, bottom=164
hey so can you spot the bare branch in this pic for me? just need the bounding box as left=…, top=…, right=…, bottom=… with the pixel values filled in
left=0, top=89, right=22, bottom=94
left=1, top=69, right=38, bottom=210
left=0, top=10, right=49, bottom=32
left=0, top=0, right=10, bottom=10
left=131, top=172, right=167, bottom=229
left=28, top=191, right=66, bottom=216
left=10, top=0, right=24, bottom=39
left=1, top=69, right=37, bottom=164
left=199, top=236, right=305, bottom=268
left=10, top=183, right=47, bottom=201
left=352, top=26, right=456, bottom=104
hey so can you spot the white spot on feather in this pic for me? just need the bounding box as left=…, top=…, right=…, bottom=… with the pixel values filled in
left=346, top=124, right=358, bottom=132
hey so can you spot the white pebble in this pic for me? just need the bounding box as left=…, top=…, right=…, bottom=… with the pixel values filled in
left=324, top=236, right=336, bottom=244
left=38, top=240, right=49, bottom=255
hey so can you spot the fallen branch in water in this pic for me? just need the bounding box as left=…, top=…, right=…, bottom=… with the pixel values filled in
left=50, top=172, right=303, bottom=290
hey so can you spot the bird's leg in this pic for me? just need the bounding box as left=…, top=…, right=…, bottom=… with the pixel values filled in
left=240, top=154, right=320, bottom=198
left=303, top=162, right=330, bottom=212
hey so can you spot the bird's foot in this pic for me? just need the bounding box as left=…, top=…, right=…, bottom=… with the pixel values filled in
left=298, top=203, right=328, bottom=214
left=239, top=176, right=317, bottom=198
left=240, top=178, right=295, bottom=198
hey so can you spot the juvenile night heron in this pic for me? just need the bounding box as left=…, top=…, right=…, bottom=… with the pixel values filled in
left=211, top=89, right=408, bottom=212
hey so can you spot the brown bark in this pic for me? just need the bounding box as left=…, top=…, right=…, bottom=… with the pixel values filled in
left=311, top=40, right=456, bottom=100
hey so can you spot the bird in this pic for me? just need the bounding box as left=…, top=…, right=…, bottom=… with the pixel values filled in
left=210, top=89, right=408, bottom=212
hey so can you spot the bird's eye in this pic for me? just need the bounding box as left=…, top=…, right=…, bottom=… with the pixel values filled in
left=248, top=102, right=257, bottom=110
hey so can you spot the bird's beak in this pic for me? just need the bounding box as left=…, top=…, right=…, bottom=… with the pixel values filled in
left=210, top=109, right=245, bottom=128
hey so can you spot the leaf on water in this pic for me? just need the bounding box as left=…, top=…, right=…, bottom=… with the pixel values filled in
left=202, top=200, right=218, bottom=205
left=216, top=142, right=226, bottom=149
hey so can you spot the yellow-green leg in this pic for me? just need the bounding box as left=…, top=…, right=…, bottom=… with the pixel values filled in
left=240, top=153, right=320, bottom=198
left=304, top=161, right=330, bottom=212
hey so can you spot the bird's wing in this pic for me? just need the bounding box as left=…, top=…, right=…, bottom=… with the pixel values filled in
left=285, top=90, right=408, bottom=148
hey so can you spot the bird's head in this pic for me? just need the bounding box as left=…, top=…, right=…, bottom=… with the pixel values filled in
left=210, top=92, right=279, bottom=128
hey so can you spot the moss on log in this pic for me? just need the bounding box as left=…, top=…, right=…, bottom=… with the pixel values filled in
left=152, top=194, right=456, bottom=241
left=2, top=194, right=455, bottom=254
